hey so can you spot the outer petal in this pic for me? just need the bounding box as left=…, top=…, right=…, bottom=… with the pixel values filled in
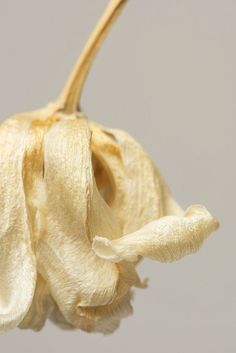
left=20, top=116, right=57, bottom=331
left=91, top=125, right=182, bottom=235
left=50, top=305, right=75, bottom=330
left=19, top=274, right=53, bottom=331
left=93, top=205, right=219, bottom=263
left=50, top=287, right=133, bottom=334
left=0, top=118, right=36, bottom=330
left=76, top=290, right=133, bottom=334
left=37, top=117, right=120, bottom=328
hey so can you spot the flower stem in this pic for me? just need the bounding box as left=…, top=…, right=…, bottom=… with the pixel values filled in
left=57, top=0, right=128, bottom=114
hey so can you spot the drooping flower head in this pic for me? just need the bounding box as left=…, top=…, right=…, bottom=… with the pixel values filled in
left=0, top=0, right=219, bottom=333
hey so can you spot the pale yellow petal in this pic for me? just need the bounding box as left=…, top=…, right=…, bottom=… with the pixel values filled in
left=19, top=274, right=53, bottom=331
left=93, top=124, right=184, bottom=219
left=90, top=123, right=127, bottom=230
left=76, top=291, right=133, bottom=334
left=50, top=305, right=75, bottom=330
left=93, top=205, right=219, bottom=263
left=0, top=118, right=36, bottom=330
left=161, top=181, right=184, bottom=216
left=37, top=117, right=120, bottom=328
left=18, top=117, right=57, bottom=331
left=93, top=126, right=165, bottom=233
left=90, top=124, right=183, bottom=270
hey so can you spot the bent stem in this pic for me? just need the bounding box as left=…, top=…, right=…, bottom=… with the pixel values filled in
left=57, top=0, right=128, bottom=114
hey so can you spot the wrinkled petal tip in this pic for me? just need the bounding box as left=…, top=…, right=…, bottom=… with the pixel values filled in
left=93, top=204, right=219, bottom=265
left=92, top=236, right=138, bottom=263
left=185, top=204, right=220, bottom=232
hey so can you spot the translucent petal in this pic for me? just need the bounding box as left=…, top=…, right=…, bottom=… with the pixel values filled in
left=0, top=118, right=36, bottom=330
left=93, top=205, right=219, bottom=263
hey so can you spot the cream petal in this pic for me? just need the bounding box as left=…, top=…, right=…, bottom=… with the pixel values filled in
left=77, top=290, right=133, bottom=334
left=0, top=118, right=36, bottom=330
left=93, top=205, right=219, bottom=263
left=103, top=128, right=184, bottom=217
left=90, top=125, right=183, bottom=270
left=19, top=117, right=57, bottom=331
left=50, top=305, right=75, bottom=330
left=90, top=123, right=127, bottom=230
left=91, top=124, right=184, bottom=235
left=38, top=117, right=120, bottom=328
left=19, top=274, right=53, bottom=331
left=91, top=124, right=163, bottom=234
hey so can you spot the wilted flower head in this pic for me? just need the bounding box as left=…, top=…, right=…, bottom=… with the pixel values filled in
left=0, top=0, right=219, bottom=334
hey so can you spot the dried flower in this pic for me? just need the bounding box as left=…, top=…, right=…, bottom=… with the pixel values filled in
left=0, top=0, right=219, bottom=333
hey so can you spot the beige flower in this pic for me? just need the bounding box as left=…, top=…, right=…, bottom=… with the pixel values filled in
left=0, top=0, right=219, bottom=334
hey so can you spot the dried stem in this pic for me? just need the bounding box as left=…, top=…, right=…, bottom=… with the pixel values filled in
left=57, top=0, right=128, bottom=114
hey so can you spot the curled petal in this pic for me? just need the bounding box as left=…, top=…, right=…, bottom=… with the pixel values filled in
left=93, top=125, right=183, bottom=234
left=93, top=205, right=219, bottom=263
left=0, top=119, right=36, bottom=330
left=94, top=126, right=162, bottom=232
left=50, top=288, right=133, bottom=334
left=38, top=117, right=121, bottom=328
left=76, top=291, right=133, bottom=334
left=90, top=123, right=127, bottom=229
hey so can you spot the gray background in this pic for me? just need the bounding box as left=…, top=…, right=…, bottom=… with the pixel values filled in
left=0, top=0, right=235, bottom=352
